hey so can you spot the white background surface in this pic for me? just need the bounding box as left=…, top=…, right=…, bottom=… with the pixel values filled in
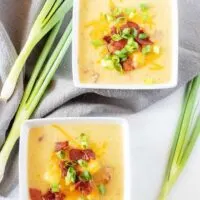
left=5, top=86, right=200, bottom=200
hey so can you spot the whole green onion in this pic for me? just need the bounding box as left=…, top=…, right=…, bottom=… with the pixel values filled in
left=159, top=76, right=200, bottom=200
left=0, top=0, right=73, bottom=101
left=0, top=19, right=72, bottom=182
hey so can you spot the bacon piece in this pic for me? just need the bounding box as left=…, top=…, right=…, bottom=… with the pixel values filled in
left=43, top=190, right=65, bottom=200
left=55, top=192, right=65, bottom=200
left=108, top=39, right=127, bottom=53
left=82, top=149, right=96, bottom=161
left=55, top=141, right=69, bottom=152
left=111, top=26, right=117, bottom=35
left=69, top=149, right=96, bottom=161
left=29, top=188, right=42, bottom=200
left=75, top=181, right=93, bottom=195
left=121, top=21, right=140, bottom=31
left=94, top=166, right=114, bottom=185
left=122, top=58, right=135, bottom=72
left=135, top=30, right=153, bottom=46
left=103, top=35, right=112, bottom=43
left=59, top=161, right=67, bottom=177
left=135, top=37, right=153, bottom=46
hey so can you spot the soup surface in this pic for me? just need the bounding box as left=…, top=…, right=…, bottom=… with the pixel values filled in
left=28, top=123, right=124, bottom=200
left=78, top=0, right=172, bottom=85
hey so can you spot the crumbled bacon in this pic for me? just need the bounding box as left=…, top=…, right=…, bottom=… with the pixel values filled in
left=103, top=35, right=112, bottom=43
left=69, top=149, right=96, bottom=161
left=94, top=166, right=114, bottom=185
left=135, top=37, right=153, bottom=46
left=122, top=57, right=135, bottom=72
left=121, top=21, right=140, bottom=31
left=29, top=188, right=42, bottom=200
left=107, top=39, right=127, bottom=53
left=43, top=190, right=65, bottom=200
left=75, top=181, right=93, bottom=195
left=55, top=141, right=69, bottom=152
left=111, top=26, right=117, bottom=35
left=135, top=30, right=153, bottom=46
left=59, top=161, right=67, bottom=177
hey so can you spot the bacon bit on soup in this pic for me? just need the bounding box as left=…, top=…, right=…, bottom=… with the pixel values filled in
left=135, top=30, right=153, bottom=46
left=75, top=181, right=93, bottom=195
left=103, top=35, right=112, bottom=43
left=59, top=161, right=67, bottom=177
left=111, top=26, right=117, bottom=35
left=107, top=39, right=127, bottom=53
left=43, top=190, right=65, bottom=200
left=94, top=166, right=114, bottom=185
left=29, top=188, right=42, bottom=200
left=121, top=21, right=140, bottom=31
left=69, top=149, right=96, bottom=161
left=55, top=141, right=69, bottom=152
left=122, top=57, right=135, bottom=72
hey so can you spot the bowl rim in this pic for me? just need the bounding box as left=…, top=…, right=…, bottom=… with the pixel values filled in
left=72, top=0, right=179, bottom=90
left=19, top=117, right=131, bottom=200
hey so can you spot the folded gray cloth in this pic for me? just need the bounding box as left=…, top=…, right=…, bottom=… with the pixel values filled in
left=0, top=0, right=200, bottom=197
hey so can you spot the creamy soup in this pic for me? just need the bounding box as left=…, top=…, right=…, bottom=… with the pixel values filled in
left=28, top=123, right=124, bottom=200
left=78, top=0, right=172, bottom=85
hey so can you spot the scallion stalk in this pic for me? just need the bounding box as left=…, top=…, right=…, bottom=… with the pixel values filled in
left=159, top=76, right=200, bottom=200
left=0, top=0, right=73, bottom=101
left=0, top=19, right=72, bottom=182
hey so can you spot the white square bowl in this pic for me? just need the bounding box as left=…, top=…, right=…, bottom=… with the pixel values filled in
left=19, top=117, right=131, bottom=200
left=72, top=0, right=178, bottom=90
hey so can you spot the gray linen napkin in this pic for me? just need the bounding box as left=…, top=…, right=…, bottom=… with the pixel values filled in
left=0, top=0, right=200, bottom=197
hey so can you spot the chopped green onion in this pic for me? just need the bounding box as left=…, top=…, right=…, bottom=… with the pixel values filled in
left=91, top=40, right=104, bottom=48
left=79, top=133, right=89, bottom=149
left=142, top=45, right=152, bottom=55
left=133, top=29, right=138, bottom=38
left=114, top=49, right=128, bottom=59
left=112, top=34, right=122, bottom=41
left=56, top=151, right=65, bottom=160
left=126, top=38, right=139, bottom=53
left=80, top=171, right=92, bottom=181
left=121, top=28, right=131, bottom=39
left=0, top=0, right=73, bottom=101
left=112, top=7, right=122, bottom=17
left=153, top=45, right=160, bottom=54
left=101, top=55, right=123, bottom=72
left=0, top=18, right=72, bottom=182
left=139, top=33, right=148, bottom=39
left=105, top=14, right=114, bottom=22
left=98, top=184, right=106, bottom=195
left=140, top=3, right=149, bottom=12
left=65, top=167, right=77, bottom=184
left=51, top=183, right=60, bottom=193
left=78, top=159, right=88, bottom=168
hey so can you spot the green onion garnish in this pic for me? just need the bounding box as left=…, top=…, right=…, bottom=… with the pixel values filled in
left=91, top=40, right=104, bottom=48
left=142, top=45, right=152, bottom=55
left=140, top=3, right=149, bottom=12
left=51, top=183, right=60, bottom=193
left=139, top=33, right=148, bottom=40
left=98, top=184, right=106, bottom=195
left=65, top=166, right=77, bottom=184
left=112, top=34, right=122, bottom=41
left=56, top=151, right=65, bottom=160
left=80, top=170, right=92, bottom=181
left=78, top=159, right=88, bottom=168
left=79, top=133, right=89, bottom=149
